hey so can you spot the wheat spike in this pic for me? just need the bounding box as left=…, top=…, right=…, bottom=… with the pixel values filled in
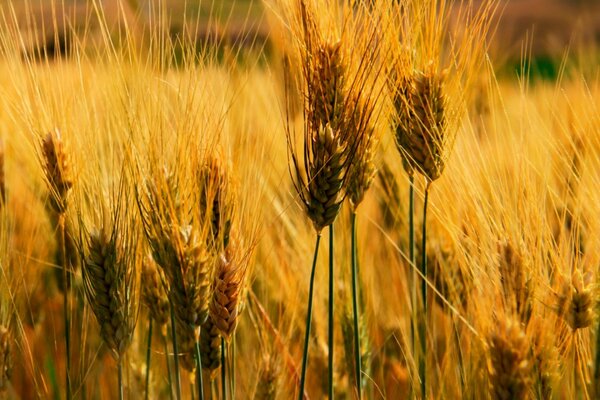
left=199, top=316, right=221, bottom=375
left=209, top=251, right=245, bottom=340
left=254, top=355, right=278, bottom=400
left=142, top=256, right=170, bottom=333
left=555, top=269, right=594, bottom=331
left=403, top=64, right=448, bottom=181
left=198, top=155, right=235, bottom=251
left=498, top=240, right=533, bottom=324
left=488, top=317, right=531, bottom=400
left=83, top=228, right=138, bottom=359
left=0, top=326, right=11, bottom=393
left=41, top=129, right=73, bottom=214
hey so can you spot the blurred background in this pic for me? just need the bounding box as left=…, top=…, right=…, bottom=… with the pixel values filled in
left=7, top=0, right=600, bottom=77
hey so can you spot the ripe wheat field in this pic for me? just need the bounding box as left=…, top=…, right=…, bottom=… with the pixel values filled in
left=0, top=0, right=598, bottom=399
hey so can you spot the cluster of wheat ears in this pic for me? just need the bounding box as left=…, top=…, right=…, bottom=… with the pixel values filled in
left=0, top=0, right=598, bottom=398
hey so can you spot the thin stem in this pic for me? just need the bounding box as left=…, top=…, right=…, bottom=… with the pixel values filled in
left=298, top=233, right=322, bottom=400
left=350, top=212, right=362, bottom=399
left=59, top=216, right=71, bottom=400
left=409, top=176, right=417, bottom=400
left=196, top=335, right=204, bottom=400
left=195, top=331, right=205, bottom=400
left=118, top=358, right=124, bottom=400
left=164, top=331, right=174, bottom=400
left=595, top=320, right=600, bottom=397
left=419, top=182, right=430, bottom=399
left=221, top=337, right=227, bottom=400
left=231, top=337, right=236, bottom=397
left=145, top=318, right=153, bottom=400
left=328, top=224, right=334, bottom=400
left=169, top=301, right=182, bottom=400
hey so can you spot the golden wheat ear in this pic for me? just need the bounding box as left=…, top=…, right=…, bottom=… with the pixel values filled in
left=487, top=316, right=531, bottom=400
left=141, top=255, right=170, bottom=334
left=209, top=251, right=245, bottom=340
left=41, top=129, right=73, bottom=214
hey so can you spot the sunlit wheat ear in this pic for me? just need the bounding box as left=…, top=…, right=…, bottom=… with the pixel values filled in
left=530, top=320, right=559, bottom=399
left=83, top=228, right=139, bottom=359
left=142, top=256, right=170, bottom=334
left=347, top=131, right=377, bottom=210
left=402, top=63, right=449, bottom=182
left=303, top=124, right=347, bottom=231
left=498, top=240, right=533, bottom=324
left=487, top=317, right=531, bottom=400
left=199, top=316, right=222, bottom=376
left=0, top=326, right=11, bottom=393
left=42, top=129, right=73, bottom=214
left=197, top=156, right=235, bottom=251
left=290, top=38, right=354, bottom=232
left=554, top=269, right=595, bottom=331
left=209, top=250, right=245, bottom=340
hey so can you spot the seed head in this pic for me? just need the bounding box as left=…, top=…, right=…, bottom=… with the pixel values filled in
left=41, top=129, right=73, bottom=214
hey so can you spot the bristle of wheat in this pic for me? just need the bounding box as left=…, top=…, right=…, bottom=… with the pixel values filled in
left=488, top=317, right=531, bottom=400
left=0, top=139, right=5, bottom=208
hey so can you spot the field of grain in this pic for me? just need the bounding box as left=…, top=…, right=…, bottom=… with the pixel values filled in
left=0, top=0, right=598, bottom=399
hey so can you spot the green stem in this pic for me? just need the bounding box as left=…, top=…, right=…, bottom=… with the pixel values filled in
left=419, top=183, right=430, bottom=399
left=230, top=337, right=236, bottom=397
left=595, top=319, right=600, bottom=397
left=221, top=337, right=226, bottom=400
left=350, top=212, right=362, bottom=399
left=164, top=331, right=174, bottom=400
left=409, top=176, right=417, bottom=400
left=59, top=216, right=71, bottom=400
left=169, top=301, right=182, bottom=400
left=145, top=318, right=153, bottom=400
left=298, top=234, right=322, bottom=400
left=328, top=224, right=334, bottom=400
left=195, top=332, right=205, bottom=400
left=118, top=358, right=124, bottom=400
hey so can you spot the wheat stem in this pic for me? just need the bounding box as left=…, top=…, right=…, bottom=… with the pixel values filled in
left=328, top=224, right=335, bottom=400
left=350, top=212, right=362, bottom=399
left=169, top=301, right=182, bottom=400
left=59, top=216, right=72, bottom=400
left=145, top=318, right=153, bottom=400
left=595, top=320, right=600, bottom=397
left=419, top=182, right=430, bottom=399
left=221, top=337, right=226, bottom=400
left=298, top=233, right=322, bottom=400
left=195, top=335, right=205, bottom=400
left=409, top=175, right=416, bottom=355
left=231, top=338, right=236, bottom=397
left=164, top=331, right=174, bottom=400
left=118, top=358, right=124, bottom=400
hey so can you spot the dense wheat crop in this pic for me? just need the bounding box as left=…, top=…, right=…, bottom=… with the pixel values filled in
left=0, top=0, right=598, bottom=399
